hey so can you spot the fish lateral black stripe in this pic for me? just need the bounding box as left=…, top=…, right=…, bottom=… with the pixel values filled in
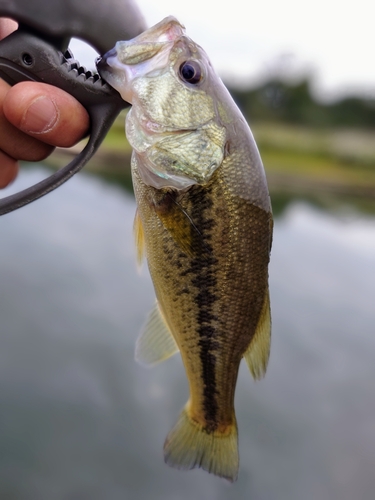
left=187, top=185, right=221, bottom=430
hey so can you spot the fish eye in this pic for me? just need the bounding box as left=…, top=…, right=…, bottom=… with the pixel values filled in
left=179, top=60, right=202, bottom=84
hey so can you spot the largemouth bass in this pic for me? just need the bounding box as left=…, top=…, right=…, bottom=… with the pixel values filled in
left=98, top=16, right=273, bottom=482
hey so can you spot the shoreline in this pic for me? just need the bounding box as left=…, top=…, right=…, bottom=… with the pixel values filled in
left=43, top=142, right=375, bottom=201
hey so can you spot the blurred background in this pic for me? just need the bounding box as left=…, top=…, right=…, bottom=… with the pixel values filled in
left=1, top=0, right=375, bottom=498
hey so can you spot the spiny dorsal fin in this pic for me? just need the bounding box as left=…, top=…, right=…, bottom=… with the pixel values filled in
left=135, top=302, right=179, bottom=367
left=243, top=288, right=271, bottom=380
left=164, top=403, right=239, bottom=482
left=133, top=209, right=145, bottom=267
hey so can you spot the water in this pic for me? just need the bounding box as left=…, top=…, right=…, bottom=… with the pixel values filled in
left=1, top=167, right=374, bottom=499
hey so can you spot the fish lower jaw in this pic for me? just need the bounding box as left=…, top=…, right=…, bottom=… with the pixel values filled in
left=137, top=112, right=196, bottom=136
left=128, top=115, right=224, bottom=190
left=126, top=107, right=195, bottom=148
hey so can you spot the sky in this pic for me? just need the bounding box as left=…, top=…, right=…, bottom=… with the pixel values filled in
left=72, top=0, right=374, bottom=101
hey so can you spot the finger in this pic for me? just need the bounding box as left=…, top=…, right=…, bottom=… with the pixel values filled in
left=0, top=79, right=54, bottom=161
left=3, top=82, right=90, bottom=148
left=0, top=18, right=18, bottom=39
left=0, top=150, right=18, bottom=188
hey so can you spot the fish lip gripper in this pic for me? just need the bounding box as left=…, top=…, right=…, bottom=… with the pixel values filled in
left=0, top=0, right=146, bottom=215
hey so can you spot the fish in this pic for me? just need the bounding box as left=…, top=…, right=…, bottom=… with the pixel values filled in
left=97, top=16, right=273, bottom=482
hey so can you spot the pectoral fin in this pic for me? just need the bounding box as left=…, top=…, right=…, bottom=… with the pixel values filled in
left=243, top=288, right=271, bottom=380
left=153, top=193, right=209, bottom=259
left=135, top=302, right=179, bottom=366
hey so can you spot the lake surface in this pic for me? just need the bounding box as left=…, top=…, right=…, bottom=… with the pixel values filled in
left=1, top=167, right=374, bottom=500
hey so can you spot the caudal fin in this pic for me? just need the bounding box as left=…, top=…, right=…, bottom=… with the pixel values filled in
left=163, top=405, right=238, bottom=482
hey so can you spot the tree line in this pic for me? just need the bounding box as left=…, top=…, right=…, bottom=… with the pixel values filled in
left=228, top=78, right=375, bottom=128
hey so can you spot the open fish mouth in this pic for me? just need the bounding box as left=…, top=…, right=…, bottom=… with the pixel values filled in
left=97, top=16, right=185, bottom=103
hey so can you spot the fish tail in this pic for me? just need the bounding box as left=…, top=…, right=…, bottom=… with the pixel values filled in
left=163, top=404, right=239, bottom=482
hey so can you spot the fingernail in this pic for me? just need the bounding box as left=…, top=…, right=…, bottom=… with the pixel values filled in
left=21, top=96, right=59, bottom=134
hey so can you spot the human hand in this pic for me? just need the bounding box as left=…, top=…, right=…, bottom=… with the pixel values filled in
left=0, top=19, right=90, bottom=189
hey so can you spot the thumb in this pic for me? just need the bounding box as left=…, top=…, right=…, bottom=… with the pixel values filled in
left=3, top=82, right=89, bottom=148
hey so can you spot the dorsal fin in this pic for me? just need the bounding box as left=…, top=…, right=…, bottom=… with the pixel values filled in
left=243, top=288, right=271, bottom=380
left=133, top=209, right=145, bottom=266
left=135, top=302, right=179, bottom=367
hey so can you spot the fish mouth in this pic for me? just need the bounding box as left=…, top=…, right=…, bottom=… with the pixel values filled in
left=115, top=15, right=185, bottom=64
left=96, top=49, right=116, bottom=81
left=97, top=16, right=185, bottom=103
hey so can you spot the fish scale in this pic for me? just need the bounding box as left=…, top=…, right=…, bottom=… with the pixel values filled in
left=132, top=156, right=271, bottom=440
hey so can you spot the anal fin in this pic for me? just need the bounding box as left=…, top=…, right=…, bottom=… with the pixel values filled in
left=243, top=288, right=271, bottom=380
left=135, top=302, right=179, bottom=367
